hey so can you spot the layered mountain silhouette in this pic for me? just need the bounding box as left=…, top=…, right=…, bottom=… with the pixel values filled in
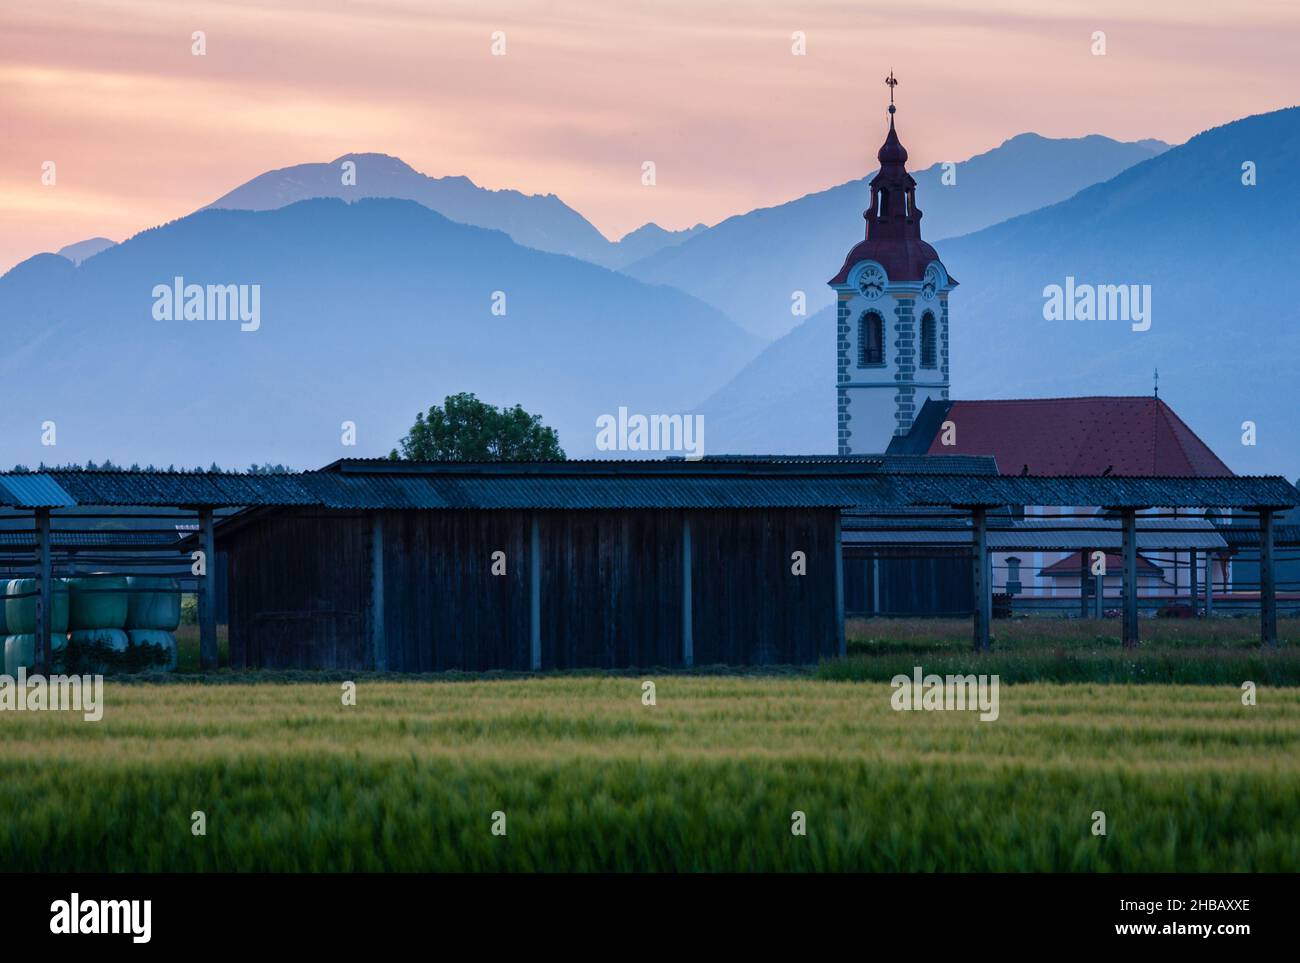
left=0, top=199, right=760, bottom=467
left=695, top=107, right=1300, bottom=478
left=610, top=221, right=707, bottom=266
left=54, top=237, right=116, bottom=266
left=7, top=114, right=1289, bottom=473
left=206, top=152, right=699, bottom=269
left=625, top=133, right=1167, bottom=339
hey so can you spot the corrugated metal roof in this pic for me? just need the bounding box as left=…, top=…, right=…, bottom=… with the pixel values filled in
left=317, top=454, right=1001, bottom=477
left=682, top=455, right=998, bottom=472
left=1005, top=517, right=1228, bottom=548
left=841, top=506, right=983, bottom=531
left=894, top=474, right=1300, bottom=509
left=0, top=531, right=183, bottom=548
left=1005, top=521, right=1228, bottom=550
left=45, top=471, right=318, bottom=507
left=842, top=518, right=1228, bottom=551
left=0, top=466, right=1294, bottom=511
left=298, top=472, right=905, bottom=510
left=0, top=474, right=76, bottom=508
left=842, top=529, right=974, bottom=547
left=1219, top=524, right=1300, bottom=548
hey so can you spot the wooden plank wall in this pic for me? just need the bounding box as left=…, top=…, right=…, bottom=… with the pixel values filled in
left=539, top=509, right=684, bottom=669
left=689, top=508, right=839, bottom=665
left=227, top=510, right=370, bottom=669
left=879, top=553, right=973, bottom=616
left=380, top=509, right=530, bottom=671
left=843, top=556, right=874, bottom=616
left=228, top=506, right=842, bottom=670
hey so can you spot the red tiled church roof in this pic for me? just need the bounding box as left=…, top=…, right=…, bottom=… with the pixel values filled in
left=828, top=100, right=956, bottom=286
left=1038, top=550, right=1165, bottom=577
left=901, top=397, right=1232, bottom=477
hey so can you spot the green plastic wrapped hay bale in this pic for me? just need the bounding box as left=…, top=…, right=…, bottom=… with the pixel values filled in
left=69, top=628, right=129, bottom=674
left=4, top=579, right=70, bottom=634
left=68, top=576, right=129, bottom=631
left=127, top=629, right=177, bottom=671
left=125, top=577, right=181, bottom=631
left=4, top=634, right=67, bottom=676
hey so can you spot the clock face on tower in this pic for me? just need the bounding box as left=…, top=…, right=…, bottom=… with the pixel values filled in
left=921, top=263, right=940, bottom=300
left=857, top=264, right=886, bottom=299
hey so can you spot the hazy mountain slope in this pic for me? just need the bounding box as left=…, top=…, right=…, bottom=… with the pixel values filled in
left=940, top=108, right=1299, bottom=477
left=694, top=305, right=836, bottom=454
left=626, top=133, right=1168, bottom=339
left=54, top=237, right=116, bottom=265
left=206, top=153, right=619, bottom=264
left=695, top=109, right=1298, bottom=478
left=205, top=152, right=699, bottom=269
left=0, top=198, right=760, bottom=468
left=607, top=222, right=707, bottom=268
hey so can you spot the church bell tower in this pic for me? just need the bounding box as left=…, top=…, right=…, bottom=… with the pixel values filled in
left=828, top=73, right=955, bottom=455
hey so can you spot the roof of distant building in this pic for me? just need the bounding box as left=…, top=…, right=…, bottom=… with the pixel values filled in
left=888, top=396, right=1233, bottom=477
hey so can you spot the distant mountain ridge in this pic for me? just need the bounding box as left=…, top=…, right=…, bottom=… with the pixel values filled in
left=206, top=152, right=699, bottom=268
left=0, top=197, right=760, bottom=467
left=612, top=222, right=707, bottom=265
left=54, top=237, right=116, bottom=265
left=14, top=122, right=1270, bottom=475
left=625, top=132, right=1168, bottom=338
left=694, top=107, right=1300, bottom=479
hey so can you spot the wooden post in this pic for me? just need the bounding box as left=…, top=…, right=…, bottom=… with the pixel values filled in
left=1189, top=548, right=1199, bottom=615
left=1260, top=509, right=1278, bottom=648
left=1094, top=550, right=1104, bottom=619
left=1204, top=553, right=1215, bottom=617
left=871, top=551, right=881, bottom=617
left=682, top=514, right=694, bottom=667
left=529, top=515, right=541, bottom=670
left=370, top=514, right=386, bottom=671
left=1080, top=548, right=1090, bottom=618
left=198, top=507, right=218, bottom=670
left=834, top=513, right=845, bottom=658
left=34, top=508, right=51, bottom=674
left=972, top=507, right=990, bottom=651
left=1121, top=509, right=1139, bottom=648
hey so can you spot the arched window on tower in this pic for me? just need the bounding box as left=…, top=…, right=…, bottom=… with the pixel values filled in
left=920, top=311, right=937, bottom=369
left=859, top=311, right=884, bottom=366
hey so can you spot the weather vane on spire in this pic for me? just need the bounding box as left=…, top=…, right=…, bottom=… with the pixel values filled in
left=1153, top=367, right=1160, bottom=398
left=885, top=71, right=898, bottom=113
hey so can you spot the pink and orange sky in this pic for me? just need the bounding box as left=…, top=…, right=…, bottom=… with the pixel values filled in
left=2, top=0, right=1297, bottom=272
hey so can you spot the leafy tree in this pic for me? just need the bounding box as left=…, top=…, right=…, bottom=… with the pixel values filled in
left=390, top=392, right=565, bottom=461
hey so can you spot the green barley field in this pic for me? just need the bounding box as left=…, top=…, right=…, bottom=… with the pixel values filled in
left=2, top=671, right=1298, bottom=871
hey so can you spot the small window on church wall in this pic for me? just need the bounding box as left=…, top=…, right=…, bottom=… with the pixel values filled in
left=859, top=311, right=884, bottom=366
left=920, top=311, right=937, bottom=369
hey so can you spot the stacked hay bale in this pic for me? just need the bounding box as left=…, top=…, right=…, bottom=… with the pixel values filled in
left=63, top=575, right=180, bottom=672
left=124, top=576, right=180, bottom=671
left=67, top=575, right=130, bottom=672
left=4, top=578, right=71, bottom=674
